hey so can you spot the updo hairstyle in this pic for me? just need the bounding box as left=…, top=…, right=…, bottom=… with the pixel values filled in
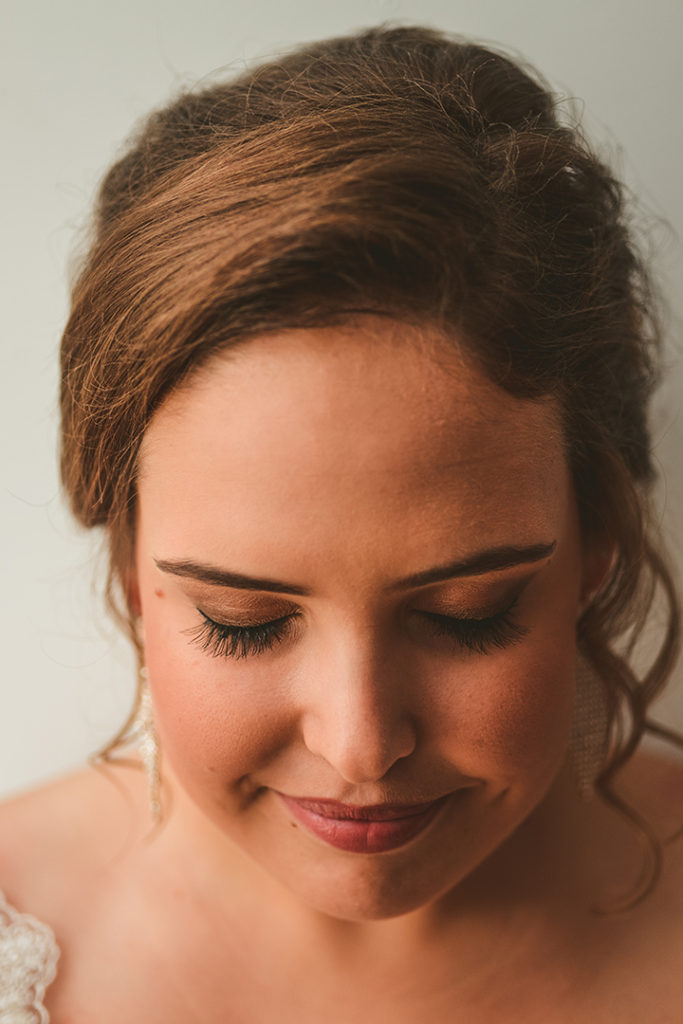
left=59, top=25, right=681, bottom=900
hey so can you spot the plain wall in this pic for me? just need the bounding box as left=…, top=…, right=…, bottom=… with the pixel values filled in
left=2, top=0, right=682, bottom=798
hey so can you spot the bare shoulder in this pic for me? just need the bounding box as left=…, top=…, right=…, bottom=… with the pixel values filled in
left=608, top=748, right=683, bottom=932
left=0, top=761, right=150, bottom=920
left=539, top=750, right=683, bottom=1021
left=617, top=746, right=683, bottom=841
left=601, top=751, right=683, bottom=1020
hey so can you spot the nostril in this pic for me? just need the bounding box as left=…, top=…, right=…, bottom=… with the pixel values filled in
left=302, top=707, right=418, bottom=784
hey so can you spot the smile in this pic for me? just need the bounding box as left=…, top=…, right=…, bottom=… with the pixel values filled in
left=277, top=793, right=450, bottom=853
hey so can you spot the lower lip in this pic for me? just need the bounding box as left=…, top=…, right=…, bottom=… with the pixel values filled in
left=278, top=794, right=449, bottom=854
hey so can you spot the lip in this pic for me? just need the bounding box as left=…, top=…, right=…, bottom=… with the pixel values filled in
left=277, top=793, right=450, bottom=854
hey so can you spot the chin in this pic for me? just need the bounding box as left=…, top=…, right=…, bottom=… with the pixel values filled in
left=298, top=878, right=440, bottom=923
left=266, top=847, right=467, bottom=923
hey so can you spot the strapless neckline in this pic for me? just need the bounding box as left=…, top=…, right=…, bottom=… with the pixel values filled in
left=0, top=887, right=60, bottom=1022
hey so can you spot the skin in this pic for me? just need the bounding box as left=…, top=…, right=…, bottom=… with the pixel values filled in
left=132, top=317, right=590, bottom=927
left=4, top=316, right=683, bottom=1022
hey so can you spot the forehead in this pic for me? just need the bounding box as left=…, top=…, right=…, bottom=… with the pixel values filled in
left=138, top=321, right=569, bottom=574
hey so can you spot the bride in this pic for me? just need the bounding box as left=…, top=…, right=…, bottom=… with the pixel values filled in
left=2, top=24, right=682, bottom=1023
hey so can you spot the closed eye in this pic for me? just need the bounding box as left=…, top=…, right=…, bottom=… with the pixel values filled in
left=417, top=600, right=528, bottom=655
left=187, top=611, right=300, bottom=660
left=186, top=598, right=529, bottom=662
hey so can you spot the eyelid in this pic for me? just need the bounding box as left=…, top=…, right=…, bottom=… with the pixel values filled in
left=185, top=588, right=529, bottom=660
left=195, top=608, right=297, bottom=630
left=416, top=576, right=533, bottom=621
left=193, top=578, right=529, bottom=632
left=187, top=598, right=300, bottom=626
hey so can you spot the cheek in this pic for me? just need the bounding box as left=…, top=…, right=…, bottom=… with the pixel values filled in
left=443, top=549, right=583, bottom=784
left=142, top=615, right=289, bottom=795
left=436, top=638, right=576, bottom=783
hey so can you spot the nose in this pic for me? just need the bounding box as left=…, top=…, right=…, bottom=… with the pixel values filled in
left=300, top=640, right=418, bottom=784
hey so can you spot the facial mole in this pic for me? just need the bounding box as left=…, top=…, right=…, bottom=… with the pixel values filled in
left=154, top=588, right=165, bottom=598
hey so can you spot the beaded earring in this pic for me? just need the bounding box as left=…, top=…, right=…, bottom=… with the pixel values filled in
left=570, top=653, right=611, bottom=800
left=128, top=665, right=163, bottom=824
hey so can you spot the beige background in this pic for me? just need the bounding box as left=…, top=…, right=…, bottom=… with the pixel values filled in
left=1, top=0, right=681, bottom=798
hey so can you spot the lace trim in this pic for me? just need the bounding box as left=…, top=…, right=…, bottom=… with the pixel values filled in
left=0, top=889, right=60, bottom=1023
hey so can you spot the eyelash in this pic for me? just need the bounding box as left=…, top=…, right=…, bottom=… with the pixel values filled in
left=419, top=600, right=528, bottom=655
left=189, top=612, right=299, bottom=660
left=189, top=599, right=528, bottom=661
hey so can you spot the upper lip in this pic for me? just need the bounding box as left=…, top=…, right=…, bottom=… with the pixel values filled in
left=278, top=795, right=449, bottom=821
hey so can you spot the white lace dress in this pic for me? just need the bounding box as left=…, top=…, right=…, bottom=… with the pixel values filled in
left=0, top=890, right=60, bottom=1023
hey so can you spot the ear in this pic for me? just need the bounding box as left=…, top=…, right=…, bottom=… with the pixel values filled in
left=579, top=539, right=616, bottom=613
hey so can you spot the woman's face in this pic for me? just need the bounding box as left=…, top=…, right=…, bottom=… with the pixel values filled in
left=134, top=319, right=591, bottom=921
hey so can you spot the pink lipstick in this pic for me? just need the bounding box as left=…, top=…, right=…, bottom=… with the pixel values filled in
left=278, top=794, right=448, bottom=853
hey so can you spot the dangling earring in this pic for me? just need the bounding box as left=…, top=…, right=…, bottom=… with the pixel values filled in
left=570, top=653, right=610, bottom=801
left=129, top=665, right=163, bottom=824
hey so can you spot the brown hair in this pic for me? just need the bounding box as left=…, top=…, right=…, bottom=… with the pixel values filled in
left=59, top=25, right=680, bottom=904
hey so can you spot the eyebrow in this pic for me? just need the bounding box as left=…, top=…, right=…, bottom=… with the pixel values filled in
left=154, top=541, right=556, bottom=596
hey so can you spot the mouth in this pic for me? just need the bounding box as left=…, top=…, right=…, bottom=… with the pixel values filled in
left=276, top=793, right=451, bottom=854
